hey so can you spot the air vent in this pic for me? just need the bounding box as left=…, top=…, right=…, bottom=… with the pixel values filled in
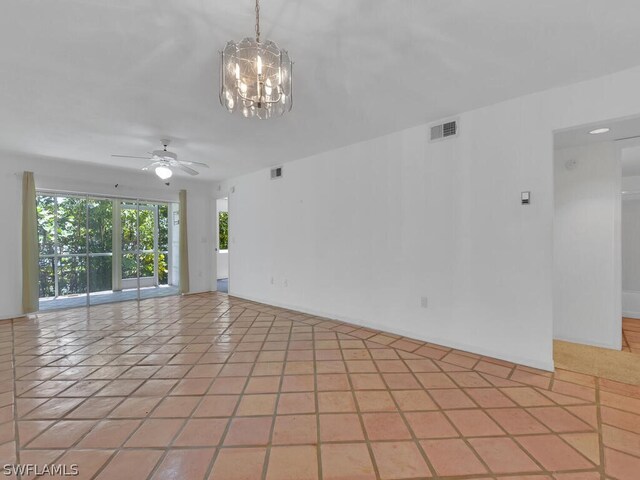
left=270, top=166, right=283, bottom=180
left=430, top=120, right=458, bottom=141
left=443, top=121, right=457, bottom=137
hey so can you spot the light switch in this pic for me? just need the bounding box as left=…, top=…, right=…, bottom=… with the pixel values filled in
left=521, top=191, right=530, bottom=205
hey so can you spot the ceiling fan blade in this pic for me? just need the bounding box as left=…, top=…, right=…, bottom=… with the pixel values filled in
left=180, top=161, right=209, bottom=168
left=111, top=155, right=151, bottom=160
left=141, top=162, right=159, bottom=171
left=178, top=164, right=199, bottom=176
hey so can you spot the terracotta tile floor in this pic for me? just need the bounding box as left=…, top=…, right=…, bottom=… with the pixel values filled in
left=622, top=317, right=640, bottom=354
left=1, top=292, right=639, bottom=479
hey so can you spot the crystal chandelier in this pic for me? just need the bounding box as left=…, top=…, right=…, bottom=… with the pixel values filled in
left=220, top=0, right=293, bottom=119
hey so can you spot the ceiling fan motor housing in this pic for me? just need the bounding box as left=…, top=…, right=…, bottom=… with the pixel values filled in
left=152, top=150, right=178, bottom=161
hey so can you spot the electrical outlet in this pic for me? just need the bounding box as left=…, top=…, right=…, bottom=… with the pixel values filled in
left=420, top=297, right=428, bottom=308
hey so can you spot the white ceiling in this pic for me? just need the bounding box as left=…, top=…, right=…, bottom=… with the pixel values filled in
left=2, top=0, right=640, bottom=181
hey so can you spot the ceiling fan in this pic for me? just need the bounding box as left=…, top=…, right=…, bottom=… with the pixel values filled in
left=112, top=140, right=209, bottom=180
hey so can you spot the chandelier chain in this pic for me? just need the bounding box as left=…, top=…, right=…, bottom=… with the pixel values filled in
left=255, top=0, right=260, bottom=42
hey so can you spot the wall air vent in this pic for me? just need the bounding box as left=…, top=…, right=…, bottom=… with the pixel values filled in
left=430, top=120, right=458, bottom=142
left=270, top=166, right=283, bottom=180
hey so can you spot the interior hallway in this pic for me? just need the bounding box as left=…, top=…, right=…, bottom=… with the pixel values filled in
left=622, top=317, right=640, bottom=354
left=216, top=278, right=228, bottom=294
left=0, top=292, right=638, bottom=479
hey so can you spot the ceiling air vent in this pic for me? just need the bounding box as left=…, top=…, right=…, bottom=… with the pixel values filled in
left=430, top=120, right=458, bottom=142
left=270, top=166, right=283, bottom=180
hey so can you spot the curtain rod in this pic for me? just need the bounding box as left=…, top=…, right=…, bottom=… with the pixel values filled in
left=35, top=188, right=178, bottom=205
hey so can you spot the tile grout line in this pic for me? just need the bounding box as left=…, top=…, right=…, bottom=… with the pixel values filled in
left=7, top=293, right=640, bottom=480
left=259, top=311, right=293, bottom=480
left=335, top=334, right=384, bottom=480
left=10, top=317, right=21, bottom=472
left=197, top=305, right=274, bottom=480
left=369, top=342, right=441, bottom=479
left=312, top=319, right=323, bottom=480
left=278, top=305, right=604, bottom=478
left=595, top=377, right=607, bottom=478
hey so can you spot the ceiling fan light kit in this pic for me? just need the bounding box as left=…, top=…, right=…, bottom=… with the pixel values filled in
left=220, top=0, right=293, bottom=119
left=155, top=165, right=173, bottom=180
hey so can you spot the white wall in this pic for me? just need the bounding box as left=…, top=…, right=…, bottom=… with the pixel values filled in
left=168, top=202, right=181, bottom=287
left=553, top=143, right=621, bottom=348
left=216, top=198, right=229, bottom=280
left=0, top=153, right=216, bottom=319
left=224, top=65, right=640, bottom=371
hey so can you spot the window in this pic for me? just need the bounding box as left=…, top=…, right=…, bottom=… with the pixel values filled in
left=219, top=211, right=228, bottom=250
left=37, top=192, right=175, bottom=304
left=37, top=195, right=88, bottom=298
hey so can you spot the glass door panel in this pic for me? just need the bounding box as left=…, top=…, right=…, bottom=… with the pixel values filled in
left=88, top=198, right=115, bottom=306
left=37, top=195, right=56, bottom=307
left=121, top=202, right=141, bottom=297
left=137, top=203, right=157, bottom=290
left=137, top=202, right=156, bottom=299
left=56, top=196, right=87, bottom=255
left=38, top=257, right=56, bottom=299
left=158, top=204, right=169, bottom=286
left=122, top=254, right=138, bottom=279
left=139, top=202, right=176, bottom=299
left=37, top=195, right=56, bottom=255
left=56, top=255, right=87, bottom=308
left=51, top=195, right=88, bottom=308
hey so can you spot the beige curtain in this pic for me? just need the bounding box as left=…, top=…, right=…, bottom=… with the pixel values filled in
left=179, top=189, right=190, bottom=294
left=22, top=171, right=39, bottom=314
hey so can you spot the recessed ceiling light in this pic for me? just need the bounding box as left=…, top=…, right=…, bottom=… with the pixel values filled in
left=589, top=127, right=610, bottom=135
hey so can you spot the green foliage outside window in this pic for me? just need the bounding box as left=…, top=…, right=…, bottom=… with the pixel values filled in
left=37, top=195, right=171, bottom=298
left=219, top=211, right=229, bottom=250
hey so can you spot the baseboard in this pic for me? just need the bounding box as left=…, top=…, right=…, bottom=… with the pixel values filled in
left=0, top=311, right=23, bottom=321
left=230, top=291, right=555, bottom=372
left=622, top=290, right=640, bottom=319
left=183, top=289, right=214, bottom=296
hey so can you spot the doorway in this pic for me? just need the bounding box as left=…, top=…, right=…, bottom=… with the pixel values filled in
left=37, top=192, right=180, bottom=310
left=216, top=197, right=229, bottom=293
left=620, top=139, right=640, bottom=353
left=552, top=116, right=640, bottom=353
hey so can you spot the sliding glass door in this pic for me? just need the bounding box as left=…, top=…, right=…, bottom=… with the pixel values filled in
left=37, top=192, right=179, bottom=311
left=88, top=198, right=114, bottom=305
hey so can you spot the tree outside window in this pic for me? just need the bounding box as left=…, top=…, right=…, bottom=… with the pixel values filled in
left=219, top=211, right=228, bottom=250
left=37, top=194, right=171, bottom=298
